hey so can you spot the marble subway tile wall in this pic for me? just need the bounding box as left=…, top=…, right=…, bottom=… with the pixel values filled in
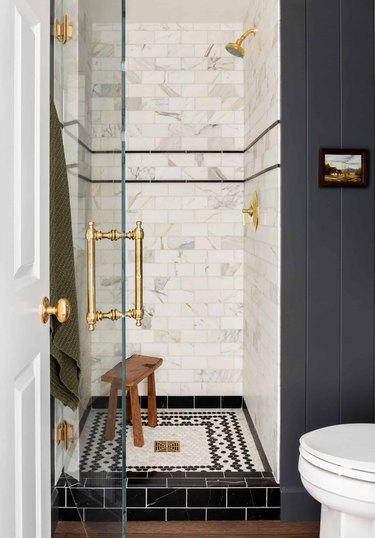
left=242, top=0, right=280, bottom=478
left=89, top=22, right=122, bottom=395
left=125, top=23, right=244, bottom=153
left=89, top=182, right=122, bottom=396
left=91, top=23, right=122, bottom=152
left=89, top=22, right=246, bottom=397
left=125, top=182, right=244, bottom=397
left=89, top=180, right=244, bottom=398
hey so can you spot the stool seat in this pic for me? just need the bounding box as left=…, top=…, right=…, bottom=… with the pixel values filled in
left=102, top=355, right=163, bottom=387
left=101, top=354, right=163, bottom=447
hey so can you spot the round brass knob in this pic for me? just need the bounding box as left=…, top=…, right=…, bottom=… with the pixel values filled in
left=40, top=297, right=72, bottom=324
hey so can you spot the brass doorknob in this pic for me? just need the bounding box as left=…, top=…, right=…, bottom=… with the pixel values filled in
left=40, top=297, right=71, bottom=324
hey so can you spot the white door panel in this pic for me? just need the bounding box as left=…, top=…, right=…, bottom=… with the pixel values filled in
left=0, top=0, right=50, bottom=535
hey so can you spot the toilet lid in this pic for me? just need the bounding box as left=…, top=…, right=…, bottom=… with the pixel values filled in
left=300, top=424, right=375, bottom=474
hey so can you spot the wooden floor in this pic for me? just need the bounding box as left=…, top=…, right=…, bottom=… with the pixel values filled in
left=54, top=521, right=320, bottom=538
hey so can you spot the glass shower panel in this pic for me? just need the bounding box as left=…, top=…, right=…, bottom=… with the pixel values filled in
left=52, top=0, right=125, bottom=533
left=122, top=0, right=281, bottom=526
left=121, top=0, right=127, bottom=535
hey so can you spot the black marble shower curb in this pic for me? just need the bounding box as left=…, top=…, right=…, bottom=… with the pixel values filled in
left=56, top=472, right=280, bottom=522
left=59, top=399, right=280, bottom=522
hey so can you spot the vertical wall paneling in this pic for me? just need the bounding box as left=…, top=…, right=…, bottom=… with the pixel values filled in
left=305, top=0, right=341, bottom=432
left=340, top=0, right=375, bottom=423
left=281, top=0, right=375, bottom=520
left=280, top=0, right=310, bottom=518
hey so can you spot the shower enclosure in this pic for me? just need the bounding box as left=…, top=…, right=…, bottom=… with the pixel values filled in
left=52, top=0, right=280, bottom=534
left=52, top=0, right=127, bottom=534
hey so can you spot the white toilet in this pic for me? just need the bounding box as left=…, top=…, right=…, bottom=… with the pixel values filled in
left=299, top=424, right=375, bottom=538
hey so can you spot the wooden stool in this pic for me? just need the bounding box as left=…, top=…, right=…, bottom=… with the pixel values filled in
left=101, top=354, right=163, bottom=447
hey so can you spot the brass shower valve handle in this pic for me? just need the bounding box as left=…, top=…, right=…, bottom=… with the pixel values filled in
left=86, top=221, right=144, bottom=331
left=242, top=192, right=259, bottom=230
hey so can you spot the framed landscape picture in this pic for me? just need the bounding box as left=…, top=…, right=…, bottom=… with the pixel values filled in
left=319, top=148, right=369, bottom=187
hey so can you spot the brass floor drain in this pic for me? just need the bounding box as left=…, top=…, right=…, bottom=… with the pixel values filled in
left=154, top=441, right=181, bottom=453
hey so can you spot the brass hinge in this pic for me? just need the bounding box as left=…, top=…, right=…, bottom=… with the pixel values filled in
left=55, top=15, right=73, bottom=44
left=56, top=421, right=75, bottom=450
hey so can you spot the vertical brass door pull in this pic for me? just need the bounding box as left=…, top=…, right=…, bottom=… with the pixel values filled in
left=86, top=221, right=144, bottom=331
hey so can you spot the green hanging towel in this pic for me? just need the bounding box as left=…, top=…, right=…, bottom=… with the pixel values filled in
left=50, top=99, right=81, bottom=410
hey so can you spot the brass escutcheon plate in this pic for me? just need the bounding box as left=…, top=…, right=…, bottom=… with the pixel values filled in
left=154, top=441, right=181, bottom=453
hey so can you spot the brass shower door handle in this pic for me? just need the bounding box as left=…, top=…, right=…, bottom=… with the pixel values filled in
left=40, top=297, right=71, bottom=324
left=86, top=220, right=144, bottom=331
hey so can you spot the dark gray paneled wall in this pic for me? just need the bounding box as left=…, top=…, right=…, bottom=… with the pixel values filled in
left=280, top=0, right=375, bottom=520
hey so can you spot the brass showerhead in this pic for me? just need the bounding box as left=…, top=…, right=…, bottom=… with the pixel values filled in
left=225, top=25, right=257, bottom=58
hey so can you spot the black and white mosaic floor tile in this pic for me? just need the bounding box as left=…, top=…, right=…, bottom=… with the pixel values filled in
left=80, top=409, right=265, bottom=474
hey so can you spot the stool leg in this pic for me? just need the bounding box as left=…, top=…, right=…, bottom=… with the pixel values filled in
left=105, top=384, right=118, bottom=441
left=129, top=385, right=144, bottom=447
left=148, top=373, right=157, bottom=428
left=126, top=390, right=131, bottom=424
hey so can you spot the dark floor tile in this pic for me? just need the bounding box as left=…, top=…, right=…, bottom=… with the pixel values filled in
left=186, top=471, right=224, bottom=478
left=267, top=488, right=281, bottom=507
left=127, top=478, right=166, bottom=488
left=147, top=471, right=186, bottom=478
left=147, top=488, right=186, bottom=508
left=140, top=395, right=168, bottom=409
left=227, top=488, right=266, bottom=508
left=84, top=478, right=122, bottom=488
left=195, top=396, right=221, bottom=408
left=246, top=477, right=277, bottom=487
left=168, top=396, right=194, bottom=408
left=207, top=509, right=246, bottom=520
left=221, top=396, right=243, bottom=408
left=246, top=508, right=280, bottom=520
left=126, top=471, right=147, bottom=478
left=167, top=509, right=206, bottom=521
left=157, top=396, right=168, bottom=409
left=187, top=488, right=226, bottom=508
left=63, top=475, right=86, bottom=488
left=224, top=471, right=262, bottom=478
left=79, top=471, right=122, bottom=479
left=168, top=478, right=206, bottom=487
left=54, top=487, right=66, bottom=507
left=58, top=508, right=83, bottom=521
left=206, top=478, right=246, bottom=488
left=67, top=488, right=104, bottom=508
left=262, top=471, right=274, bottom=478
left=126, top=508, right=165, bottom=521
left=125, top=488, right=145, bottom=508
left=105, top=488, right=123, bottom=508
left=84, top=508, right=122, bottom=522
left=91, top=396, right=122, bottom=409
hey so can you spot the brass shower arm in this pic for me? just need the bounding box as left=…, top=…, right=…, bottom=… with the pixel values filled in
left=236, top=25, right=257, bottom=46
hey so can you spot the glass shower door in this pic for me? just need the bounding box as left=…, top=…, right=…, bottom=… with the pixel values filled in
left=51, top=0, right=128, bottom=534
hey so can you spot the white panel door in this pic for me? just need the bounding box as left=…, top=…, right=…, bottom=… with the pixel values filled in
left=0, top=0, right=50, bottom=536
